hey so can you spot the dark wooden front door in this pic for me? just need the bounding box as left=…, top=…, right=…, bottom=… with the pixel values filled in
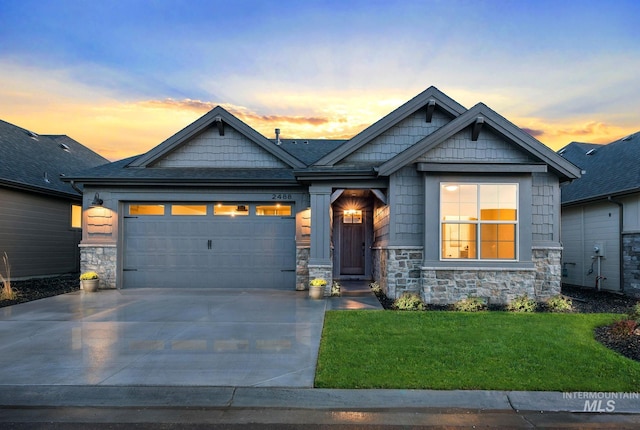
left=340, top=222, right=365, bottom=275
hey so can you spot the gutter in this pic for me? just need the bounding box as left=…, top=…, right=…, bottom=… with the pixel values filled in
left=607, top=196, right=625, bottom=293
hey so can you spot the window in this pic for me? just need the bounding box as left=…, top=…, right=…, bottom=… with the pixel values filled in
left=214, top=204, right=249, bottom=216
left=171, top=205, right=207, bottom=216
left=343, top=209, right=362, bottom=224
left=129, top=204, right=165, bottom=216
left=256, top=204, right=292, bottom=216
left=71, top=204, right=82, bottom=228
left=441, top=183, right=517, bottom=260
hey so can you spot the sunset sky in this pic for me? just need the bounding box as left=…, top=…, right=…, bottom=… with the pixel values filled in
left=1, top=0, right=638, bottom=161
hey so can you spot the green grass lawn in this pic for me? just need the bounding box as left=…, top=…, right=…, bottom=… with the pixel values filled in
left=315, top=311, right=640, bottom=391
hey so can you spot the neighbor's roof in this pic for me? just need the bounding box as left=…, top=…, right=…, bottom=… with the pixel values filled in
left=0, top=119, right=109, bottom=198
left=559, top=132, right=640, bottom=204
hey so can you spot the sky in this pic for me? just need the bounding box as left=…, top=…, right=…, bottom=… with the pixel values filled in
left=0, top=0, right=638, bottom=161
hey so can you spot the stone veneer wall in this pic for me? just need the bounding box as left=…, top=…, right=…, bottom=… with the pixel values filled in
left=308, top=264, right=333, bottom=296
left=296, top=246, right=310, bottom=291
left=421, top=247, right=562, bottom=304
left=372, top=247, right=423, bottom=298
left=79, top=245, right=117, bottom=289
left=623, top=233, right=640, bottom=298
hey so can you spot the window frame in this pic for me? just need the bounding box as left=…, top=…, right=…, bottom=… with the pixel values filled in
left=439, top=182, right=519, bottom=261
left=71, top=204, right=82, bottom=229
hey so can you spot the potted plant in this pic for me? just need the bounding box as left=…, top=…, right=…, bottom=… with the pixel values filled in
left=80, top=271, right=99, bottom=292
left=309, top=278, right=327, bottom=299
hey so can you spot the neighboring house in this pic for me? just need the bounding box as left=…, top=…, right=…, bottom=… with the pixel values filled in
left=559, top=131, right=640, bottom=298
left=0, top=120, right=109, bottom=278
left=65, top=87, right=580, bottom=303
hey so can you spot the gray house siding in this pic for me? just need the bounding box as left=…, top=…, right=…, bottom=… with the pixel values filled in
left=560, top=203, right=621, bottom=292
left=0, top=188, right=81, bottom=278
left=418, top=128, right=535, bottom=163
left=388, top=166, right=424, bottom=246
left=532, top=172, right=560, bottom=245
left=343, top=109, right=450, bottom=165
left=154, top=126, right=288, bottom=168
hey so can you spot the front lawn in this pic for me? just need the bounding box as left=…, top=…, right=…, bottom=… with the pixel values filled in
left=315, top=311, right=640, bottom=391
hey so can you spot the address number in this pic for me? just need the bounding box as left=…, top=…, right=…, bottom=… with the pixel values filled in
left=272, top=193, right=292, bottom=200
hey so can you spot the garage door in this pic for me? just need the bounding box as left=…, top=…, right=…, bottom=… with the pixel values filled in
left=123, top=203, right=296, bottom=289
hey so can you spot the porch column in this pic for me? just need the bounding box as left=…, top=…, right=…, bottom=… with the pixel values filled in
left=309, top=185, right=332, bottom=294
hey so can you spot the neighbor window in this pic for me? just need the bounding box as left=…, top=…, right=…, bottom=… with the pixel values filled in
left=214, top=204, right=249, bottom=216
left=256, top=204, right=292, bottom=216
left=71, top=204, right=82, bottom=228
left=440, top=183, right=517, bottom=260
left=129, top=204, right=165, bottom=216
left=171, top=205, right=207, bottom=216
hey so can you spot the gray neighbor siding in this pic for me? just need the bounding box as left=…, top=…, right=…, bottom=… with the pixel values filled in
left=0, top=188, right=81, bottom=278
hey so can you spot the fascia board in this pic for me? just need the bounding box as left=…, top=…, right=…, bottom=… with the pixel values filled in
left=314, top=86, right=467, bottom=167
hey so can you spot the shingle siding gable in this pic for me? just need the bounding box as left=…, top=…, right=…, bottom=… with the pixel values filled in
left=154, top=126, right=288, bottom=169
left=418, top=128, right=534, bottom=163
left=341, top=109, right=451, bottom=165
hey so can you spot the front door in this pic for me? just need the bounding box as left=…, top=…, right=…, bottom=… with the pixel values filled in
left=340, top=209, right=365, bottom=275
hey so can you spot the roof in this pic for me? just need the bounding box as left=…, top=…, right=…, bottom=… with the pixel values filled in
left=559, top=132, right=640, bottom=204
left=276, top=139, right=346, bottom=165
left=0, top=119, right=109, bottom=198
left=378, top=103, right=582, bottom=182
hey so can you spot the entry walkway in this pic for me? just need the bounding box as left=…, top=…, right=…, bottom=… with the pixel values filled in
left=0, top=288, right=326, bottom=387
left=326, top=280, right=383, bottom=310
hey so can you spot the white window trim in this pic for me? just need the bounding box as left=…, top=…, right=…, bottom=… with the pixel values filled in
left=439, top=182, right=519, bottom=262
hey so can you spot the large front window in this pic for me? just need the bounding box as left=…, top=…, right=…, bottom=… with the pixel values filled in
left=441, top=183, right=518, bottom=260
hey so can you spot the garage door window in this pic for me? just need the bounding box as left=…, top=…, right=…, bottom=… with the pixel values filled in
left=214, top=204, right=249, bottom=216
left=256, top=204, right=292, bottom=216
left=129, top=204, right=165, bottom=216
left=171, top=205, right=207, bottom=216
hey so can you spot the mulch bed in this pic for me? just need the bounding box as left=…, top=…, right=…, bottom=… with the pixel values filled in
left=0, top=274, right=79, bottom=308
left=373, top=284, right=640, bottom=363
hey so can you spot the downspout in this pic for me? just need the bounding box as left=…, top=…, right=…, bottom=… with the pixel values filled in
left=70, top=180, right=83, bottom=195
left=607, top=196, right=624, bottom=293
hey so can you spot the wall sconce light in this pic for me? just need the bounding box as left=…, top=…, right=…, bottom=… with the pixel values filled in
left=90, top=192, right=103, bottom=207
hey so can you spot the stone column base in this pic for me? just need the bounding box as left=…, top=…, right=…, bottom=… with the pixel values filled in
left=308, top=264, right=332, bottom=297
left=79, top=244, right=117, bottom=289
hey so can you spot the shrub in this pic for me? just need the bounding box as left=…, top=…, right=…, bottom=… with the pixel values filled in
left=0, top=252, right=17, bottom=301
left=393, top=293, right=425, bottom=311
left=546, top=295, right=573, bottom=313
left=453, top=297, right=487, bottom=312
left=507, top=294, right=537, bottom=313
left=331, top=282, right=341, bottom=297
left=629, top=302, right=640, bottom=321
left=369, top=282, right=382, bottom=295
left=610, top=319, right=638, bottom=338
left=80, top=271, right=99, bottom=280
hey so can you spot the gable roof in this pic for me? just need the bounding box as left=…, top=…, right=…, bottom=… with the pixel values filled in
left=129, top=106, right=306, bottom=169
left=559, top=132, right=640, bottom=204
left=0, top=119, right=109, bottom=198
left=314, top=86, right=467, bottom=166
left=377, top=103, right=582, bottom=182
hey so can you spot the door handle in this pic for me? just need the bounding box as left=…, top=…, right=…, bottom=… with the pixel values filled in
left=207, top=239, right=212, bottom=250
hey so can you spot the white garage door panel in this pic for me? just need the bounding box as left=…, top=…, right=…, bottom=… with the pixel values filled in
left=124, top=203, right=295, bottom=289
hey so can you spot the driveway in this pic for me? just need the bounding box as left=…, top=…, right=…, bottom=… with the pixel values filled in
left=0, top=289, right=326, bottom=387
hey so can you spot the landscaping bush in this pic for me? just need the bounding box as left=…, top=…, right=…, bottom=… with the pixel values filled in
left=629, top=302, right=640, bottom=321
left=507, top=294, right=537, bottom=313
left=610, top=319, right=638, bottom=338
left=369, top=282, right=382, bottom=295
left=547, top=294, right=573, bottom=313
left=453, top=296, right=487, bottom=312
left=393, top=293, right=425, bottom=311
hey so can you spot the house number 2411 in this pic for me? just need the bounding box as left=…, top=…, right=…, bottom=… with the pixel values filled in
left=272, top=193, right=292, bottom=200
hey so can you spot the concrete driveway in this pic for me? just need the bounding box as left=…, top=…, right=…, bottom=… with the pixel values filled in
left=0, top=289, right=326, bottom=387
